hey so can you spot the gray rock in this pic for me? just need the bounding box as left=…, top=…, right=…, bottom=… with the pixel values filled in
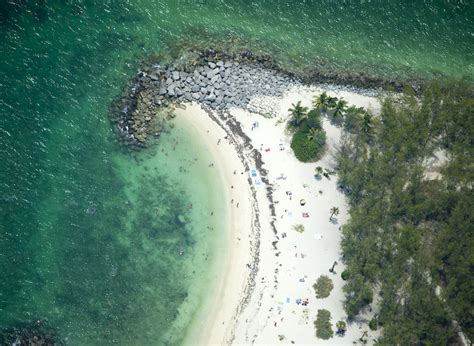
left=206, top=69, right=216, bottom=78
left=172, top=71, right=180, bottom=81
left=210, top=75, right=219, bottom=85
left=224, top=61, right=232, bottom=68
left=167, top=88, right=175, bottom=97
left=153, top=96, right=162, bottom=105
left=208, top=62, right=216, bottom=69
left=185, top=93, right=193, bottom=101
left=192, top=93, right=200, bottom=100
left=216, top=60, right=224, bottom=67
left=159, top=87, right=167, bottom=95
left=206, top=93, right=216, bottom=102
left=191, top=85, right=200, bottom=93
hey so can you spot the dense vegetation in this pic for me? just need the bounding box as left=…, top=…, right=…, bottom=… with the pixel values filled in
left=314, top=309, right=333, bottom=340
left=330, top=81, right=473, bottom=344
left=288, top=101, right=326, bottom=162
left=313, top=275, right=334, bottom=299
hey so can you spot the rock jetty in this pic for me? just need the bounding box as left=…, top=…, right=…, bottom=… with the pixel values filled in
left=110, top=50, right=301, bottom=149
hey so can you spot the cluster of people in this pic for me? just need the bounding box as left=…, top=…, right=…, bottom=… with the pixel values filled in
left=295, top=298, right=310, bottom=306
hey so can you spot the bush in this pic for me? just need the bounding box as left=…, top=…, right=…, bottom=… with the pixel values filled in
left=292, top=224, right=305, bottom=233
left=341, top=269, right=350, bottom=281
left=314, top=309, right=333, bottom=339
left=313, top=275, right=334, bottom=298
left=369, top=317, right=378, bottom=330
left=336, top=320, right=347, bottom=336
left=291, top=129, right=326, bottom=162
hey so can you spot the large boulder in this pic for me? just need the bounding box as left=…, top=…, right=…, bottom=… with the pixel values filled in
left=172, top=71, right=180, bottom=81
left=206, top=93, right=216, bottom=102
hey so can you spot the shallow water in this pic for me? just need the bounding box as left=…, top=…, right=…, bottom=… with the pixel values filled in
left=1, top=1, right=472, bottom=344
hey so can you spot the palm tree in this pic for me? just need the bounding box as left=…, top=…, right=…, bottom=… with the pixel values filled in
left=329, top=260, right=338, bottom=273
left=329, top=206, right=340, bottom=220
left=327, top=96, right=338, bottom=111
left=306, top=127, right=319, bottom=141
left=288, top=101, right=308, bottom=128
left=314, top=166, right=324, bottom=178
left=313, top=92, right=328, bottom=110
left=333, top=99, right=348, bottom=118
left=306, top=127, right=326, bottom=147
left=359, top=330, right=368, bottom=343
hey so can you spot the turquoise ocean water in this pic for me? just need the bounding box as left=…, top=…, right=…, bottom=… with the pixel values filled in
left=1, top=1, right=472, bottom=344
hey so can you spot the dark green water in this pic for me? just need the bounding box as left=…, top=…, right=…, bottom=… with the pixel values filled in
left=1, top=1, right=472, bottom=344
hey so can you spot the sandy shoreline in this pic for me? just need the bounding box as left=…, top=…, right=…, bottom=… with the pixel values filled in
left=175, top=104, right=256, bottom=345
left=175, top=86, right=382, bottom=345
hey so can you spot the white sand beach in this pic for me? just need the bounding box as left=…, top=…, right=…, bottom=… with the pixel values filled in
left=178, top=86, right=382, bottom=345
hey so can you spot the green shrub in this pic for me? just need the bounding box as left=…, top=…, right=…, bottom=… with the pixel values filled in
left=292, top=224, right=305, bottom=233
left=313, top=275, right=334, bottom=298
left=336, top=320, right=347, bottom=336
left=341, top=269, right=350, bottom=281
left=314, top=309, right=333, bottom=339
left=291, top=129, right=326, bottom=162
left=369, top=317, right=378, bottom=330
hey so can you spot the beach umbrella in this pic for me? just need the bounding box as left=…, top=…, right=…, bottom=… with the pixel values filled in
left=300, top=199, right=306, bottom=206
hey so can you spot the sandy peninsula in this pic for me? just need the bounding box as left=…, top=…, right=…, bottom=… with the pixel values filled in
left=174, top=85, right=382, bottom=345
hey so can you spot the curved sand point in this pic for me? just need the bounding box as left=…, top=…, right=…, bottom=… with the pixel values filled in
left=171, top=84, right=382, bottom=345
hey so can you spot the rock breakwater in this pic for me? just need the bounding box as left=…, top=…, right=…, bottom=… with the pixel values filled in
left=110, top=50, right=301, bottom=148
